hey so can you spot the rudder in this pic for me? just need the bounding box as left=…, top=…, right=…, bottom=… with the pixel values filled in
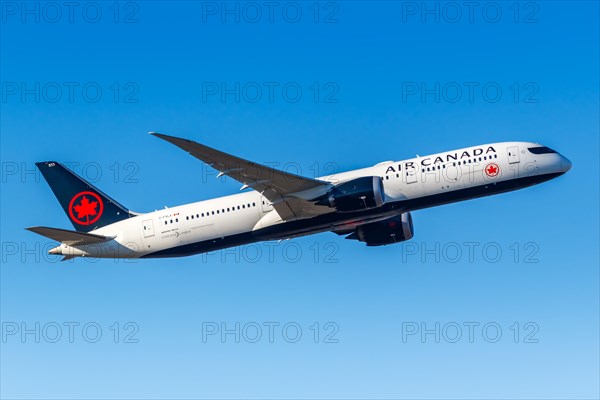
left=36, top=161, right=134, bottom=232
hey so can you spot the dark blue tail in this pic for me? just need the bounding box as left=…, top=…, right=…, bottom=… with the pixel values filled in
left=36, top=161, right=134, bottom=232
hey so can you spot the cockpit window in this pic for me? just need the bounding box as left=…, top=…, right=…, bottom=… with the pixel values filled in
left=528, top=146, right=557, bottom=154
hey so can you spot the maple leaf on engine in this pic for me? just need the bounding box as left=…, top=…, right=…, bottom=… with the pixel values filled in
left=74, top=196, right=98, bottom=222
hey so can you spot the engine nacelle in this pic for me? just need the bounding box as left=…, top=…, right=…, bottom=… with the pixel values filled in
left=347, top=213, right=414, bottom=246
left=317, top=176, right=385, bottom=212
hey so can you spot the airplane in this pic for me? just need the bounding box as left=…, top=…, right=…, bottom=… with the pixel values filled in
left=26, top=133, right=572, bottom=260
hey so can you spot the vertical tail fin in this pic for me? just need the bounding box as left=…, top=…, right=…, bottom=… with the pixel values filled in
left=36, top=161, right=134, bottom=232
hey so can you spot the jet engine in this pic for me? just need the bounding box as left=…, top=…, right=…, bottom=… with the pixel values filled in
left=316, top=176, right=385, bottom=212
left=346, top=213, right=414, bottom=246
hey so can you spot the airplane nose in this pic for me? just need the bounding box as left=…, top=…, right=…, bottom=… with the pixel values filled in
left=561, top=155, right=572, bottom=173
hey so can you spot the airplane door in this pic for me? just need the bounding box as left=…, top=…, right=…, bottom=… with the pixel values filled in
left=405, top=165, right=418, bottom=183
left=261, top=198, right=273, bottom=212
left=142, top=219, right=155, bottom=238
left=507, top=146, right=520, bottom=164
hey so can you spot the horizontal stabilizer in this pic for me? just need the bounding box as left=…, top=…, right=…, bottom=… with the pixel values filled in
left=25, top=226, right=115, bottom=246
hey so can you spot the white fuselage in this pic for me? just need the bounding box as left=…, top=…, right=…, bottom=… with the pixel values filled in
left=53, top=141, right=571, bottom=259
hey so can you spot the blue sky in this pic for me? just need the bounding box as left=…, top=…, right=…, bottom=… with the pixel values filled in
left=1, top=1, right=598, bottom=398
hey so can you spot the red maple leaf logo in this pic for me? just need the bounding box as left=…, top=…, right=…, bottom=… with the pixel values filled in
left=74, top=196, right=98, bottom=223
left=485, top=163, right=500, bottom=177
left=68, top=191, right=103, bottom=225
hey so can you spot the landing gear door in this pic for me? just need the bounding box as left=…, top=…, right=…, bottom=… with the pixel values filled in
left=142, top=219, right=155, bottom=238
left=507, top=146, right=520, bottom=164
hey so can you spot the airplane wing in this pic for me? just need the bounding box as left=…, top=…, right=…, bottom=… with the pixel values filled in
left=151, top=132, right=333, bottom=221
left=26, top=226, right=115, bottom=246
